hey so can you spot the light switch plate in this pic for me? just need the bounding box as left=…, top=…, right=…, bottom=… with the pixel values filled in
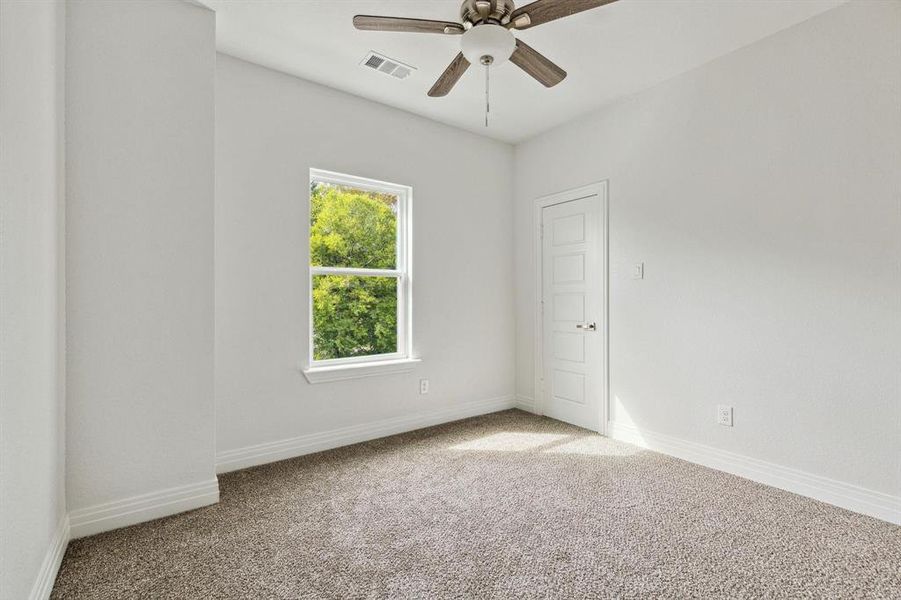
left=632, top=262, right=644, bottom=279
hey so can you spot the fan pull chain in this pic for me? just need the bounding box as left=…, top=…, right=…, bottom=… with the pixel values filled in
left=484, top=61, right=490, bottom=127
left=480, top=55, right=494, bottom=128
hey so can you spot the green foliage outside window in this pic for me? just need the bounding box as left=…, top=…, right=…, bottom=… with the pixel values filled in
left=311, top=183, right=398, bottom=360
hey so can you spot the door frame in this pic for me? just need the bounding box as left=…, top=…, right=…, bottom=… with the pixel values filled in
left=533, top=181, right=609, bottom=434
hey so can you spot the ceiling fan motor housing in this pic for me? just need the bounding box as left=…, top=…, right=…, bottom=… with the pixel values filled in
left=460, top=0, right=517, bottom=28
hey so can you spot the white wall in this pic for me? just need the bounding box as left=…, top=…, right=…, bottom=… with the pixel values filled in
left=514, top=0, right=900, bottom=499
left=215, top=54, right=514, bottom=463
left=0, top=1, right=67, bottom=598
left=66, top=0, right=217, bottom=529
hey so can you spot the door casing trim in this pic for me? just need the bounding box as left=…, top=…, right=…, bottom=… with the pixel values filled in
left=532, top=181, right=609, bottom=434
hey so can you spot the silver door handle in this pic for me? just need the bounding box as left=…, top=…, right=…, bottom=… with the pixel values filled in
left=576, top=322, right=597, bottom=331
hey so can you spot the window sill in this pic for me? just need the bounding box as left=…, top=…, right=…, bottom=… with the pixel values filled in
left=302, top=358, right=421, bottom=384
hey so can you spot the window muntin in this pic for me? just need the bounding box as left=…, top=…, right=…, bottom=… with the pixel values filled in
left=309, top=169, right=411, bottom=366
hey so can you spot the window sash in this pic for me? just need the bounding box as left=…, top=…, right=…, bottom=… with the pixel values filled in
left=309, top=271, right=407, bottom=366
left=308, top=169, right=412, bottom=368
left=310, top=267, right=402, bottom=278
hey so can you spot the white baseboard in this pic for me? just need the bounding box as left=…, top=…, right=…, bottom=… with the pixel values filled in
left=607, top=421, right=901, bottom=525
left=514, top=395, right=536, bottom=413
left=28, top=514, right=70, bottom=600
left=216, top=395, right=517, bottom=474
left=68, top=478, right=220, bottom=539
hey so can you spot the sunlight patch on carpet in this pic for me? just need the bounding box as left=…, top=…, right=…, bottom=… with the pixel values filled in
left=448, top=431, right=569, bottom=452
left=544, top=436, right=641, bottom=457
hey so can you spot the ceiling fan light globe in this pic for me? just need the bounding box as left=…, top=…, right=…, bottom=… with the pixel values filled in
left=460, top=24, right=516, bottom=66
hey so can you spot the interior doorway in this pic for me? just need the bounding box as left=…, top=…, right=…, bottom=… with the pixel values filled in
left=534, top=182, right=608, bottom=432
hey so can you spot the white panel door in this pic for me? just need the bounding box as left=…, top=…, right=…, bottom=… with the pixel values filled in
left=541, top=194, right=603, bottom=431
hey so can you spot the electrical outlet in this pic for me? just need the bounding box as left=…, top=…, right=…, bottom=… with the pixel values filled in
left=419, top=379, right=429, bottom=395
left=717, top=404, right=733, bottom=427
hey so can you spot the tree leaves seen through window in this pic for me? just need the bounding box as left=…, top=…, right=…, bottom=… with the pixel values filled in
left=310, top=183, right=399, bottom=360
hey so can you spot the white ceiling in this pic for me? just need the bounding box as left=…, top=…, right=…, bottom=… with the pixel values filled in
left=201, top=0, right=846, bottom=143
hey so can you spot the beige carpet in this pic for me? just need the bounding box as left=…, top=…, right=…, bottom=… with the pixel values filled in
left=52, top=410, right=900, bottom=599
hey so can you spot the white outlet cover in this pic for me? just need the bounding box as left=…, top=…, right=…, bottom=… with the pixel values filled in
left=717, top=404, right=733, bottom=427
left=419, top=379, right=429, bottom=394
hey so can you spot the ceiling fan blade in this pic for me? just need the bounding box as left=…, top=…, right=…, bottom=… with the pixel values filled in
left=509, top=39, right=567, bottom=88
left=353, top=15, right=464, bottom=35
left=428, top=53, right=471, bottom=97
left=508, top=0, right=618, bottom=31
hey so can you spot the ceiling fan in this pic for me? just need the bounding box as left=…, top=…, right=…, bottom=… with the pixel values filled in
left=353, top=0, right=618, bottom=101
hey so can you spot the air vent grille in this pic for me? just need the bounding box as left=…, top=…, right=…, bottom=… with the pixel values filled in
left=378, top=60, right=398, bottom=74
left=360, top=51, right=416, bottom=80
left=364, top=55, right=384, bottom=69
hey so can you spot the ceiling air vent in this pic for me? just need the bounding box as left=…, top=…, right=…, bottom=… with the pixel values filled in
left=360, top=51, right=416, bottom=80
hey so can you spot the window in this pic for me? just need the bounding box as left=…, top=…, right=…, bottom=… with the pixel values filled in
left=306, top=169, right=413, bottom=378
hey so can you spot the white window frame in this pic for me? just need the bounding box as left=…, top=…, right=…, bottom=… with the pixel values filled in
left=303, top=169, right=416, bottom=383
